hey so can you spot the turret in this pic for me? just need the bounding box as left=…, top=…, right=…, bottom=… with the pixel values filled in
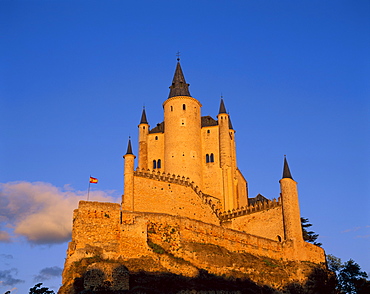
left=280, top=156, right=303, bottom=245
left=138, top=108, right=149, bottom=170
left=163, top=60, right=203, bottom=186
left=122, top=138, right=136, bottom=211
left=217, top=99, right=234, bottom=210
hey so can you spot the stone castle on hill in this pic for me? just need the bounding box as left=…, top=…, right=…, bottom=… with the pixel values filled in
left=59, top=61, right=328, bottom=293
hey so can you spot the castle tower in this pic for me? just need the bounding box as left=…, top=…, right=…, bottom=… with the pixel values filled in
left=122, top=138, right=135, bottom=211
left=217, top=99, right=234, bottom=210
left=280, top=157, right=303, bottom=245
left=138, top=108, right=149, bottom=170
left=163, top=60, right=203, bottom=186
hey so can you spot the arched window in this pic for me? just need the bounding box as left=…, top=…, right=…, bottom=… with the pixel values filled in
left=157, top=159, right=161, bottom=169
left=155, top=136, right=158, bottom=140
left=183, top=104, right=186, bottom=110
left=210, top=153, right=214, bottom=162
left=153, top=160, right=156, bottom=169
left=207, top=130, right=210, bottom=133
left=206, top=154, right=210, bottom=163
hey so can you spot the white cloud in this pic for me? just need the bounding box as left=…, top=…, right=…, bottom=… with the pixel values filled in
left=0, top=181, right=118, bottom=244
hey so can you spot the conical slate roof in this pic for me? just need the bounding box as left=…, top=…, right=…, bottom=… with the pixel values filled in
left=126, top=138, right=133, bottom=155
left=219, top=99, right=227, bottom=114
left=282, top=156, right=293, bottom=179
left=140, top=108, right=148, bottom=124
left=168, top=61, right=191, bottom=98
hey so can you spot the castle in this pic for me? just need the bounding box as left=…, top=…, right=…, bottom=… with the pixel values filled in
left=60, top=60, right=327, bottom=293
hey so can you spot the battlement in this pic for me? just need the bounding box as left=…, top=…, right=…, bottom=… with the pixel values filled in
left=134, top=168, right=281, bottom=222
left=134, top=168, right=222, bottom=214
left=219, top=197, right=282, bottom=221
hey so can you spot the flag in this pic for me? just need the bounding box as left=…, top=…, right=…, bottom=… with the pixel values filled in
left=89, top=176, right=98, bottom=184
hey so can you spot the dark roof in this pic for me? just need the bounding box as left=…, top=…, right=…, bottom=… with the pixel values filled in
left=282, top=156, right=293, bottom=179
left=228, top=117, right=234, bottom=130
left=218, top=98, right=227, bottom=114
left=149, top=122, right=164, bottom=134
left=248, top=194, right=269, bottom=206
left=168, top=62, right=191, bottom=98
left=201, top=116, right=218, bottom=127
left=126, top=138, right=133, bottom=155
left=140, top=108, right=148, bottom=124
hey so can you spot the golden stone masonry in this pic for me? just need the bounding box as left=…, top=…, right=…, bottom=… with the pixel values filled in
left=59, top=61, right=328, bottom=293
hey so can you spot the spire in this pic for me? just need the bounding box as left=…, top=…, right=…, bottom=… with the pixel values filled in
left=168, top=61, right=191, bottom=98
left=229, top=116, right=234, bottom=130
left=219, top=98, right=227, bottom=114
left=140, top=107, right=148, bottom=124
left=126, top=137, right=133, bottom=155
left=282, top=156, right=293, bottom=179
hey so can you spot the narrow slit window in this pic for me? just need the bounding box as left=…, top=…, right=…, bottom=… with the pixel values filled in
left=210, top=153, right=214, bottom=162
left=157, top=159, right=161, bottom=169
left=206, top=154, right=210, bottom=163
left=183, top=104, right=186, bottom=110
left=153, top=160, right=157, bottom=169
left=155, top=136, right=158, bottom=140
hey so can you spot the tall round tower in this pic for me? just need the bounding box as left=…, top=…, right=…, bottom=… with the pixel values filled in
left=163, top=61, right=203, bottom=187
left=138, top=108, right=149, bottom=170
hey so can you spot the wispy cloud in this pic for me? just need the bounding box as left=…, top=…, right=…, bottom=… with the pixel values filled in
left=0, top=254, right=13, bottom=260
left=341, top=226, right=363, bottom=233
left=0, top=269, right=24, bottom=286
left=34, top=266, right=63, bottom=282
left=0, top=181, right=118, bottom=244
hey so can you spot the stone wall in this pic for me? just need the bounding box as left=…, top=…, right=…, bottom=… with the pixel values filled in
left=132, top=174, right=220, bottom=225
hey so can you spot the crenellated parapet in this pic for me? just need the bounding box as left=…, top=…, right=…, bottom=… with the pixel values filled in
left=134, top=168, right=222, bottom=215
left=133, top=168, right=281, bottom=221
left=219, top=197, right=282, bottom=221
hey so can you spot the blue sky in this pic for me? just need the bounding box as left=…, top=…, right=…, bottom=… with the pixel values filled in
left=1, top=1, right=369, bottom=293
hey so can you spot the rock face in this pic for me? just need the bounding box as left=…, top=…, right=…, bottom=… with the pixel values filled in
left=59, top=241, right=335, bottom=294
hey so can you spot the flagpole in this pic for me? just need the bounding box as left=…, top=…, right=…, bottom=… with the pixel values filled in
left=87, top=175, right=91, bottom=201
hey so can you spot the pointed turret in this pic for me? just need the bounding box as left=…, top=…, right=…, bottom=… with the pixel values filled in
left=168, top=61, right=191, bottom=98
left=123, top=137, right=135, bottom=211
left=282, top=156, right=293, bottom=180
left=140, top=108, right=148, bottom=124
left=126, top=138, right=133, bottom=155
left=229, top=116, right=234, bottom=130
left=218, top=98, right=227, bottom=114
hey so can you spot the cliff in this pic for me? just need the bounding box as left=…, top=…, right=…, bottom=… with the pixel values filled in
left=59, top=240, right=335, bottom=294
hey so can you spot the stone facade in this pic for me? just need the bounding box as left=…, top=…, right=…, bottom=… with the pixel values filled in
left=59, top=61, right=327, bottom=293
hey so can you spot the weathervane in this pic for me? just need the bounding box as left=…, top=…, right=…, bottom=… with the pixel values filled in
left=176, top=51, right=181, bottom=61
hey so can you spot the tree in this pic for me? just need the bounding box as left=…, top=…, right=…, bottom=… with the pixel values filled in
left=29, top=283, right=55, bottom=294
left=327, top=254, right=342, bottom=273
left=338, top=259, right=369, bottom=294
left=301, top=217, right=322, bottom=246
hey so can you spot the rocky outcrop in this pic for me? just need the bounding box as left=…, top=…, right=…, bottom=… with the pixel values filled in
left=59, top=240, right=335, bottom=294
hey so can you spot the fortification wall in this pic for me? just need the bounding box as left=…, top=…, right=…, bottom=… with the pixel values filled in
left=132, top=175, right=220, bottom=225
left=120, top=211, right=325, bottom=264
left=66, top=201, right=122, bottom=265
left=228, top=205, right=285, bottom=242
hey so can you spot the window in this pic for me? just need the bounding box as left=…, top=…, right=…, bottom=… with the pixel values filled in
left=153, top=160, right=156, bottom=169
left=183, top=104, right=186, bottom=110
left=206, top=154, right=210, bottom=163
left=207, top=130, right=210, bottom=134
left=155, top=136, right=158, bottom=140
left=157, top=159, right=161, bottom=169
left=170, top=106, right=173, bottom=111
left=210, top=153, right=214, bottom=162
